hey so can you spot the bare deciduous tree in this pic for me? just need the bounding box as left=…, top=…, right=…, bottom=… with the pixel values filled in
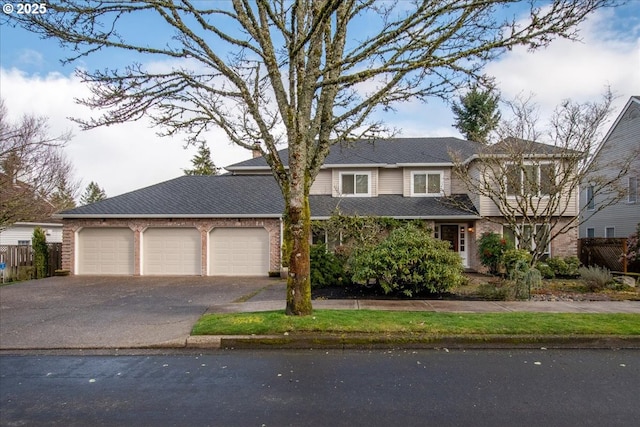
left=9, top=0, right=615, bottom=314
left=0, top=100, right=76, bottom=230
left=451, top=90, right=629, bottom=263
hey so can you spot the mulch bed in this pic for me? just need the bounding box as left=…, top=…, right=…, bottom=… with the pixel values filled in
left=311, top=283, right=481, bottom=301
left=311, top=272, right=637, bottom=301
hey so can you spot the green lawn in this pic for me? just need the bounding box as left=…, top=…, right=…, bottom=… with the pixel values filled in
left=192, top=310, right=640, bottom=336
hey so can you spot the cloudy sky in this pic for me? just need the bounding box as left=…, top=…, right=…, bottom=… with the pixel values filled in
left=1, top=3, right=638, bottom=198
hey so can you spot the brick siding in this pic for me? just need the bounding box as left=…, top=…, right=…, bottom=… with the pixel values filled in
left=63, top=218, right=281, bottom=275
left=470, top=217, right=579, bottom=272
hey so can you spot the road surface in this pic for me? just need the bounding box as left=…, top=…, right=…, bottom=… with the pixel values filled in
left=1, top=349, right=638, bottom=426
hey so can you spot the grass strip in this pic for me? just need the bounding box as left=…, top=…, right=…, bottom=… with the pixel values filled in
left=192, top=310, right=640, bottom=336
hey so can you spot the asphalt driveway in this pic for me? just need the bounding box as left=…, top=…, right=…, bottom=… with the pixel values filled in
left=0, top=276, right=284, bottom=350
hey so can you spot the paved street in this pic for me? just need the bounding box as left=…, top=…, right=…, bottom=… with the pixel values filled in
left=1, top=349, right=639, bottom=426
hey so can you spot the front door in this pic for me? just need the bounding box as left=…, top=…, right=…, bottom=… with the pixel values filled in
left=440, top=225, right=459, bottom=252
left=437, top=224, right=468, bottom=268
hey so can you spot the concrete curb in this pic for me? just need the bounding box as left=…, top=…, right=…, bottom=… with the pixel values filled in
left=2, top=335, right=638, bottom=352
left=186, top=334, right=640, bottom=350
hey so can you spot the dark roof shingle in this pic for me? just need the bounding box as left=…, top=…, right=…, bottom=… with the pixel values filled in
left=60, top=174, right=477, bottom=219
left=227, top=137, right=481, bottom=169
left=61, top=175, right=284, bottom=217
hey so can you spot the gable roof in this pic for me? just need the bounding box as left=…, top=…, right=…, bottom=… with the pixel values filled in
left=226, top=137, right=482, bottom=171
left=585, top=96, right=640, bottom=171
left=59, top=174, right=477, bottom=220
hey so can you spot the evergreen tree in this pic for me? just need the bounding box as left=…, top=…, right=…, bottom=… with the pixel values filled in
left=80, top=181, right=107, bottom=205
left=32, top=226, right=48, bottom=279
left=452, top=85, right=501, bottom=144
left=184, top=141, right=219, bottom=176
left=50, top=176, right=78, bottom=211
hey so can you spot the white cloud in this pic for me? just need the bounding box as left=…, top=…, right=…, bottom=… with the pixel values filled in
left=0, top=68, right=251, bottom=197
left=485, top=7, right=640, bottom=117
left=393, top=6, right=640, bottom=139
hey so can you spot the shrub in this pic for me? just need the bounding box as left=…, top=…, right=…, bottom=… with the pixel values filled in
left=477, top=281, right=510, bottom=300
left=579, top=266, right=613, bottom=291
left=11, top=266, right=34, bottom=282
left=545, top=257, right=567, bottom=277
left=522, top=267, right=542, bottom=296
left=32, top=227, right=48, bottom=279
left=545, top=256, right=581, bottom=278
left=536, top=262, right=555, bottom=279
left=621, top=223, right=640, bottom=273
left=348, top=225, right=464, bottom=297
left=310, top=244, right=349, bottom=288
left=478, top=232, right=512, bottom=275
left=563, top=257, right=581, bottom=277
left=502, top=249, right=533, bottom=275
left=502, top=249, right=539, bottom=299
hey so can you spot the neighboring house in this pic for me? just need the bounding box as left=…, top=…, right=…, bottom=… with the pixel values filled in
left=0, top=222, right=63, bottom=246
left=579, top=96, right=640, bottom=239
left=0, top=172, right=59, bottom=227
left=58, top=137, right=579, bottom=276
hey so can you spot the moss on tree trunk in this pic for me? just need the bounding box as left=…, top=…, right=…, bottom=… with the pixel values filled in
left=284, top=196, right=313, bottom=316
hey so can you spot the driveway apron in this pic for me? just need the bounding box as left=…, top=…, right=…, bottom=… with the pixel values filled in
left=0, top=276, right=280, bottom=350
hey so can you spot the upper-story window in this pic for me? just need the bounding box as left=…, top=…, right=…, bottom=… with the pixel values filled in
left=586, top=185, right=595, bottom=210
left=628, top=176, right=637, bottom=203
left=340, top=172, right=370, bottom=196
left=411, top=171, right=443, bottom=196
left=506, top=162, right=555, bottom=196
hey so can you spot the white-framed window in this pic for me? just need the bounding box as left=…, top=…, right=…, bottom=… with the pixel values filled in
left=506, top=162, right=555, bottom=197
left=340, top=172, right=371, bottom=196
left=586, top=227, right=595, bottom=238
left=628, top=176, right=638, bottom=203
left=605, top=227, right=615, bottom=238
left=411, top=171, right=443, bottom=196
left=502, top=224, right=551, bottom=257
left=586, top=185, right=595, bottom=210
left=17, top=240, right=30, bottom=246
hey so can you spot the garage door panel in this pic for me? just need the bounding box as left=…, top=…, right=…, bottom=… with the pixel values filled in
left=209, top=228, right=269, bottom=276
left=143, top=228, right=201, bottom=275
left=77, top=228, right=134, bottom=275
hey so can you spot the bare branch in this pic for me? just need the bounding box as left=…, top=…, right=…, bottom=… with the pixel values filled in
left=451, top=90, right=622, bottom=263
left=0, top=99, right=77, bottom=230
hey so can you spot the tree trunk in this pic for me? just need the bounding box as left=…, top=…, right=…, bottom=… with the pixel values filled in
left=284, top=195, right=313, bottom=316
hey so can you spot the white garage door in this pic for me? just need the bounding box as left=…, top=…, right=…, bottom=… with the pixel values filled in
left=77, top=228, right=134, bottom=275
left=209, top=228, right=269, bottom=276
left=143, top=228, right=202, bottom=275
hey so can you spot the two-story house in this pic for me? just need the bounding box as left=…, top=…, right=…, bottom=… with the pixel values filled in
left=58, top=137, right=578, bottom=276
left=579, top=96, right=640, bottom=239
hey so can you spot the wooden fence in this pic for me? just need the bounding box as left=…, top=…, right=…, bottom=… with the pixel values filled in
left=0, top=243, right=62, bottom=281
left=578, top=238, right=630, bottom=273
